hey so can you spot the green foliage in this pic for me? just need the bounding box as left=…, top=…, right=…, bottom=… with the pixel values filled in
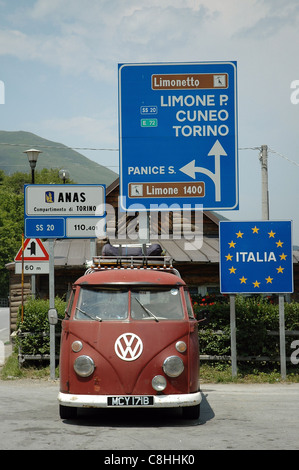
left=16, top=297, right=66, bottom=356
left=193, top=294, right=299, bottom=360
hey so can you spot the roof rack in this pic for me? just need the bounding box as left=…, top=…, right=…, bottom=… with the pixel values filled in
left=84, top=255, right=181, bottom=277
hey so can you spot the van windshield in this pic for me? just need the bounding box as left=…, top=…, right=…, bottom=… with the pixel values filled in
left=131, top=287, right=184, bottom=320
left=75, top=287, right=128, bottom=321
left=75, top=286, right=184, bottom=321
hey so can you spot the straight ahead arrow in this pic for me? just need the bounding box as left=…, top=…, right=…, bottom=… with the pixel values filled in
left=208, top=140, right=227, bottom=201
left=179, top=140, right=227, bottom=202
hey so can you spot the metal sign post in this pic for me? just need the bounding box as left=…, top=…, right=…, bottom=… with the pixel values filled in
left=279, top=295, right=286, bottom=380
left=230, top=294, right=237, bottom=377
left=48, top=239, right=56, bottom=380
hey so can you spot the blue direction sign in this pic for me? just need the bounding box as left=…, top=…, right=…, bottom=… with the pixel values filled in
left=118, top=61, right=238, bottom=212
left=219, top=221, right=293, bottom=294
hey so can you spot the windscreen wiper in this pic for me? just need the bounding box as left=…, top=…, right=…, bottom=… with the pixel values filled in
left=134, top=297, right=159, bottom=322
left=75, top=307, right=102, bottom=321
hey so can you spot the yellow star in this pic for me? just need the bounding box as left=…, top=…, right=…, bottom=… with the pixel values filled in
left=268, top=230, right=275, bottom=238
left=252, top=226, right=259, bottom=234
left=276, top=240, right=283, bottom=247
left=226, top=253, right=233, bottom=261
left=276, top=266, right=284, bottom=274
left=228, top=240, right=236, bottom=248
left=229, top=266, right=236, bottom=274
left=236, top=230, right=244, bottom=238
left=253, top=280, right=260, bottom=288
left=265, top=276, right=273, bottom=284
left=239, top=276, right=247, bottom=284
left=280, top=253, right=287, bottom=260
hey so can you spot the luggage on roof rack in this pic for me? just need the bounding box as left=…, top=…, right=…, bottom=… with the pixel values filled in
left=84, top=242, right=181, bottom=276
left=102, top=242, right=163, bottom=257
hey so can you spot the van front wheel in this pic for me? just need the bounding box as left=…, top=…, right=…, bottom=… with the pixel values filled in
left=59, top=404, right=77, bottom=420
left=182, top=404, right=200, bottom=420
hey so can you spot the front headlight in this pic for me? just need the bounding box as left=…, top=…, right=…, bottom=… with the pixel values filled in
left=74, top=355, right=95, bottom=377
left=162, top=355, right=184, bottom=377
left=152, top=375, right=167, bottom=391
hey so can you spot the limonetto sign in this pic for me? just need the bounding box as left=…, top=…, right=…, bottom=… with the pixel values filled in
left=118, top=61, right=238, bottom=212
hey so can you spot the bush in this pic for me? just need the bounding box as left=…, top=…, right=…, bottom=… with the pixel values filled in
left=193, top=294, right=299, bottom=360
left=16, top=297, right=66, bottom=356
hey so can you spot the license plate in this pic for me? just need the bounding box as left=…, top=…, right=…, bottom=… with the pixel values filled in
left=107, top=396, right=154, bottom=406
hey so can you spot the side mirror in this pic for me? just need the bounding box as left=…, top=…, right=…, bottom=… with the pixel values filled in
left=196, top=309, right=210, bottom=325
left=48, top=308, right=58, bottom=325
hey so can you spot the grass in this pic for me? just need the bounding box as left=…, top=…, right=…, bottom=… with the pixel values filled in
left=200, top=362, right=299, bottom=384
left=0, top=353, right=59, bottom=380
left=1, top=353, right=299, bottom=383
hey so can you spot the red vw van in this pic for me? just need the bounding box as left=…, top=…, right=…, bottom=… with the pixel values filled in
left=58, top=254, right=201, bottom=420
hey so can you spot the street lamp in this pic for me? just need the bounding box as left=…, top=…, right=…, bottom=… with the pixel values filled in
left=59, top=169, right=70, bottom=184
left=23, top=148, right=42, bottom=300
left=24, top=148, right=42, bottom=184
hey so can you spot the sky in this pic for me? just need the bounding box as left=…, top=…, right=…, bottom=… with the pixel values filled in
left=0, top=0, right=299, bottom=244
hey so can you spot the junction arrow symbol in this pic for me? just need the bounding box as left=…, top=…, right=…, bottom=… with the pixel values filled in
left=14, top=238, right=49, bottom=261
left=179, top=139, right=227, bottom=202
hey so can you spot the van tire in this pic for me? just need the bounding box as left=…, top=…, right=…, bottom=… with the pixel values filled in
left=59, top=405, right=77, bottom=420
left=182, top=404, right=200, bottom=420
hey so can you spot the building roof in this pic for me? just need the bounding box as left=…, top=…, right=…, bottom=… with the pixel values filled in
left=42, top=238, right=299, bottom=267
left=43, top=237, right=219, bottom=266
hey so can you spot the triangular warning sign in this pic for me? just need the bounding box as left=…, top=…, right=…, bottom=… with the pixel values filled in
left=15, top=238, right=49, bottom=261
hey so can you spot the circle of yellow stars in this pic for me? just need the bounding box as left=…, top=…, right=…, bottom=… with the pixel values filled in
left=225, top=225, right=287, bottom=288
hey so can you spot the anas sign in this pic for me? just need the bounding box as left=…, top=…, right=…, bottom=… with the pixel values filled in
left=24, top=184, right=105, bottom=238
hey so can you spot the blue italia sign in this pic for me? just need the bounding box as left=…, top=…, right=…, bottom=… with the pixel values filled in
left=219, top=221, right=293, bottom=294
left=118, top=61, right=238, bottom=212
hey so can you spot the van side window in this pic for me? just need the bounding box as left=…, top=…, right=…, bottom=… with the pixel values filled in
left=65, top=289, right=75, bottom=318
left=184, top=290, right=194, bottom=318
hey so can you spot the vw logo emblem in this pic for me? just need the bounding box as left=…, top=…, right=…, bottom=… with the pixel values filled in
left=114, top=333, right=143, bottom=361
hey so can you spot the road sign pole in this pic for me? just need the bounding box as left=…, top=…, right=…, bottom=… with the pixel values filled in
left=279, top=294, right=287, bottom=380
left=230, top=294, right=237, bottom=377
left=49, top=239, right=56, bottom=380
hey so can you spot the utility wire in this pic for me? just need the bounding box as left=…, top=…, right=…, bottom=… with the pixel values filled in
left=268, top=147, right=299, bottom=168
left=1, top=141, right=298, bottom=168
left=0, top=141, right=119, bottom=168
left=0, top=142, right=118, bottom=151
left=239, top=146, right=299, bottom=168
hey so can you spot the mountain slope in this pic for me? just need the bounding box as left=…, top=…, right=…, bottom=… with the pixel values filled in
left=0, top=130, right=118, bottom=185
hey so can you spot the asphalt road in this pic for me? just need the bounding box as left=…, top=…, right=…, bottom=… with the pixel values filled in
left=0, top=379, right=299, bottom=451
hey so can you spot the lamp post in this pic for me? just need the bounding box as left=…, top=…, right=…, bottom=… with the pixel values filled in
left=24, top=148, right=42, bottom=184
left=59, top=169, right=70, bottom=184
left=23, top=148, right=42, bottom=299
